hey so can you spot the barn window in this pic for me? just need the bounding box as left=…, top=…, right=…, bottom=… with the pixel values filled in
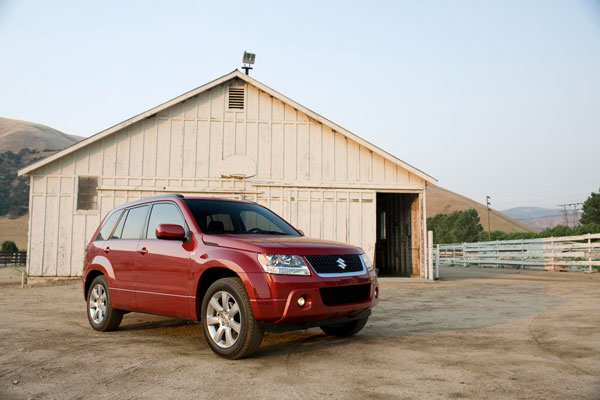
left=77, top=176, right=98, bottom=211
left=228, top=87, right=245, bottom=110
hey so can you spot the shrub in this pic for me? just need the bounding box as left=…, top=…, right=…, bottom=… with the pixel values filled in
left=1, top=240, right=18, bottom=252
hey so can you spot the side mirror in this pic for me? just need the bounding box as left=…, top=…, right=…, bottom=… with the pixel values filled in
left=156, top=224, right=186, bottom=240
left=297, top=229, right=304, bottom=236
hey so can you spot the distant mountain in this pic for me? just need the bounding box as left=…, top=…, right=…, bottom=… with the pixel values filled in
left=502, top=207, right=561, bottom=221
left=426, top=185, right=537, bottom=233
left=520, top=213, right=582, bottom=230
left=0, top=117, right=83, bottom=153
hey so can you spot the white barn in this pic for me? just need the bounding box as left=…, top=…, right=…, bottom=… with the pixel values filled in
left=19, top=70, right=436, bottom=278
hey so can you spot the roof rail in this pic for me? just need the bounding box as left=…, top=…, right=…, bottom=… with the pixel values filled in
left=116, top=193, right=184, bottom=209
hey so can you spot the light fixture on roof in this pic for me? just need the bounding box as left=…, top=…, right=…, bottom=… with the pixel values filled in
left=242, top=51, right=255, bottom=75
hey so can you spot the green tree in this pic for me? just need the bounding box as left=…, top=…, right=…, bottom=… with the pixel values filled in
left=580, top=188, right=600, bottom=225
left=428, top=209, right=484, bottom=244
left=1, top=240, right=18, bottom=252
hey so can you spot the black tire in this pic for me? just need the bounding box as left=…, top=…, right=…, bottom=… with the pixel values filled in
left=320, top=317, right=369, bottom=337
left=201, top=277, right=264, bottom=359
left=86, top=275, right=123, bottom=332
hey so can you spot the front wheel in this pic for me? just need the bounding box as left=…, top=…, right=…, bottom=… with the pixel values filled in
left=86, top=275, right=123, bottom=332
left=320, top=317, right=369, bottom=337
left=201, top=277, right=264, bottom=359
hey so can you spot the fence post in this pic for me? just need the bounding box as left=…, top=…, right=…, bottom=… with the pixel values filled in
left=427, top=231, right=434, bottom=280
left=435, top=244, right=440, bottom=279
left=588, top=234, right=593, bottom=273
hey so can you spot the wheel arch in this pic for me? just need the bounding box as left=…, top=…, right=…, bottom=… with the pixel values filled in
left=84, top=269, right=105, bottom=300
left=194, top=267, right=241, bottom=320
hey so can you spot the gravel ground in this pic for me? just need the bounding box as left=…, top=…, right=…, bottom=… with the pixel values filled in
left=0, top=267, right=599, bottom=399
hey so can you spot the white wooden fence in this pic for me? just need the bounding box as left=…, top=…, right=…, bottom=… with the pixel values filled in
left=435, top=233, right=600, bottom=272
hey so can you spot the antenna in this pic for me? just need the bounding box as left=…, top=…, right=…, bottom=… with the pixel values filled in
left=242, top=51, right=255, bottom=75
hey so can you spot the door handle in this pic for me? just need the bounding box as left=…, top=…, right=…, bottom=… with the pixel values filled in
left=104, top=246, right=111, bottom=254
left=138, top=247, right=148, bottom=255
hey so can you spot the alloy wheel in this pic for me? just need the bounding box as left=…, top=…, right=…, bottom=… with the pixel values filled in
left=89, top=283, right=107, bottom=324
left=206, top=290, right=241, bottom=348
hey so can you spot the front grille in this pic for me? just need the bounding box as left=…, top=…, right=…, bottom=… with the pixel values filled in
left=305, top=254, right=363, bottom=275
left=319, top=284, right=371, bottom=306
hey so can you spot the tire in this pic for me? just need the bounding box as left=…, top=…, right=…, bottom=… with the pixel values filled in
left=86, top=275, right=123, bottom=332
left=320, top=317, right=369, bottom=337
left=201, top=277, right=264, bottom=359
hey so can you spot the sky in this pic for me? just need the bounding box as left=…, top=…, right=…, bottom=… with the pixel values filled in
left=1, top=0, right=599, bottom=211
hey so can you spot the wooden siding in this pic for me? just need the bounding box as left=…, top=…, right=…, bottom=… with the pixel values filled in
left=26, top=79, right=425, bottom=277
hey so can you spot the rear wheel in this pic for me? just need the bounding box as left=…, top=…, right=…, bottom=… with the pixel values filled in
left=201, top=277, right=264, bottom=359
left=320, top=317, right=368, bottom=337
left=86, top=275, right=123, bottom=332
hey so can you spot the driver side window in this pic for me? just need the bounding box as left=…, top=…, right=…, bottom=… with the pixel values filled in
left=146, top=203, right=186, bottom=239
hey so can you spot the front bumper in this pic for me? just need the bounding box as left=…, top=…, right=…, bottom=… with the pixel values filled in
left=249, top=272, right=379, bottom=326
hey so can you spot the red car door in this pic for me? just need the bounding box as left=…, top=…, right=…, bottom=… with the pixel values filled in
left=105, top=205, right=149, bottom=311
left=135, top=202, right=193, bottom=319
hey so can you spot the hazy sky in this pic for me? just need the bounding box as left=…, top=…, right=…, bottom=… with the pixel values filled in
left=1, top=0, right=599, bottom=210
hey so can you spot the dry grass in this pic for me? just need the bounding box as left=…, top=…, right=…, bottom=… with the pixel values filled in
left=0, top=117, right=82, bottom=153
left=0, top=214, right=29, bottom=250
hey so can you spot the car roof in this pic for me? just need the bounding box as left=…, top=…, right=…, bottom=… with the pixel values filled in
left=113, top=194, right=255, bottom=211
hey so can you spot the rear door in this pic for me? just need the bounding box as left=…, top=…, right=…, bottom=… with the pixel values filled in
left=106, top=205, right=149, bottom=311
left=135, top=202, right=193, bottom=318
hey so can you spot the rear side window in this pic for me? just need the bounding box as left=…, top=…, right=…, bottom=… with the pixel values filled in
left=111, top=210, right=128, bottom=239
left=95, top=210, right=122, bottom=241
left=119, top=205, right=149, bottom=240
left=146, top=203, right=186, bottom=239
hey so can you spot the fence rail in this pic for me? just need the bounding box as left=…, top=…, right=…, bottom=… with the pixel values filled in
left=435, top=233, right=600, bottom=272
left=0, top=251, right=26, bottom=267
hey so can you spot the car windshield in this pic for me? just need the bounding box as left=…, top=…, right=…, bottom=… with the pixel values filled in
left=184, top=199, right=300, bottom=236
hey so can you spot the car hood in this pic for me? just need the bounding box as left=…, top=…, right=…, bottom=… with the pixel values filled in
left=201, top=234, right=363, bottom=255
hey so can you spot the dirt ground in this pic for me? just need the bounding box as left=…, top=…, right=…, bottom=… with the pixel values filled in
left=1, top=267, right=599, bottom=400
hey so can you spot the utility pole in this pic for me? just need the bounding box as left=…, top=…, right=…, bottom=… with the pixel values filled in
left=486, top=196, right=492, bottom=241
left=557, top=203, right=583, bottom=227
left=558, top=203, right=569, bottom=226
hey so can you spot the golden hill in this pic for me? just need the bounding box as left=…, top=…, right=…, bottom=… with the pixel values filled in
left=0, top=117, right=82, bottom=153
left=426, top=185, right=537, bottom=233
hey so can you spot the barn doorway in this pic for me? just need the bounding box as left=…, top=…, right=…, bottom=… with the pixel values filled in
left=375, top=193, right=420, bottom=276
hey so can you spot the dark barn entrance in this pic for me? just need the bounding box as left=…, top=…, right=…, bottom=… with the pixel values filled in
left=375, top=193, right=420, bottom=277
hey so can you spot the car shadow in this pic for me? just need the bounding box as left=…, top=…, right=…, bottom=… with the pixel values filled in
left=118, top=316, right=197, bottom=332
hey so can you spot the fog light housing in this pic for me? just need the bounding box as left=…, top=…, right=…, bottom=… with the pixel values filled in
left=297, top=296, right=306, bottom=307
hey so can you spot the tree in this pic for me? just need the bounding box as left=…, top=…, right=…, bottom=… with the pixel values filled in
left=580, top=188, right=600, bottom=225
left=427, top=209, right=484, bottom=244
left=1, top=240, right=18, bottom=252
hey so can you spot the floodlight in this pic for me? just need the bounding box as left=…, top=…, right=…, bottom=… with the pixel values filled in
left=243, top=51, right=256, bottom=65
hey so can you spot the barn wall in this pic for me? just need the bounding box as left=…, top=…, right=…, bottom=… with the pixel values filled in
left=26, top=78, right=425, bottom=276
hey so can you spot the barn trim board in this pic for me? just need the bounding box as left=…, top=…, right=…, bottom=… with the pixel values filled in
left=19, top=70, right=436, bottom=278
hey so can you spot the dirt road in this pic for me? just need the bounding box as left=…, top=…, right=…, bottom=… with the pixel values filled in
left=1, top=267, right=599, bottom=399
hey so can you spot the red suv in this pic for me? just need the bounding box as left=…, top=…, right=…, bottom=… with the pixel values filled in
left=83, top=194, right=378, bottom=358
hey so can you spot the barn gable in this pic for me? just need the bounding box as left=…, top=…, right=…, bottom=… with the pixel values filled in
left=20, top=70, right=435, bottom=184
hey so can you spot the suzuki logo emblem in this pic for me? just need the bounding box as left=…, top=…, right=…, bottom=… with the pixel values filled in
left=336, top=257, right=347, bottom=270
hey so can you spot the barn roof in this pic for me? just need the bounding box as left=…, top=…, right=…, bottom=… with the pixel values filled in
left=19, top=70, right=436, bottom=183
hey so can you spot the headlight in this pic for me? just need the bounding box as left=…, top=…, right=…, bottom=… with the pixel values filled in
left=257, top=254, right=310, bottom=276
left=360, top=253, right=374, bottom=271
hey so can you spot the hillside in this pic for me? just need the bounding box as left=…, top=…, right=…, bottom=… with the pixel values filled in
left=0, top=117, right=82, bottom=153
left=426, top=185, right=537, bottom=233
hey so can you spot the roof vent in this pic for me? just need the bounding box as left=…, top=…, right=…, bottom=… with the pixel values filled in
left=228, top=87, right=245, bottom=110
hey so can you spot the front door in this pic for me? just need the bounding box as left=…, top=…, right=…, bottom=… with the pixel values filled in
left=135, top=202, right=192, bottom=318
